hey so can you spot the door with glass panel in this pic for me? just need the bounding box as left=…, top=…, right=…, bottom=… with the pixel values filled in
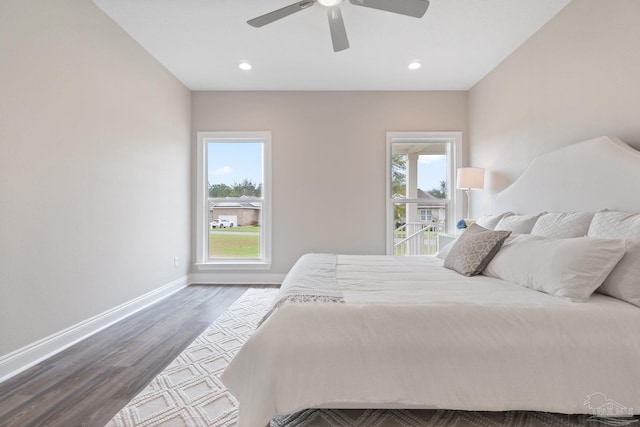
left=386, top=132, right=462, bottom=256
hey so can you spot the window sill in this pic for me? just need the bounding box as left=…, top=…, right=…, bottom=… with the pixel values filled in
left=195, top=261, right=271, bottom=271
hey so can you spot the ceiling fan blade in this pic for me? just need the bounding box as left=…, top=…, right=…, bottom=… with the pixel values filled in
left=327, top=7, right=349, bottom=52
left=349, top=0, right=429, bottom=18
left=248, top=0, right=315, bottom=28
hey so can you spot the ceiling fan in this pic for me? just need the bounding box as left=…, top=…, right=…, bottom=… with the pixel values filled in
left=247, top=0, right=430, bottom=52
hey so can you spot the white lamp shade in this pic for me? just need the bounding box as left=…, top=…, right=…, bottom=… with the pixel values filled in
left=457, top=167, right=485, bottom=190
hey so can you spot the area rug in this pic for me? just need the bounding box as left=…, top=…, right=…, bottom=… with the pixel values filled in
left=107, top=288, right=610, bottom=427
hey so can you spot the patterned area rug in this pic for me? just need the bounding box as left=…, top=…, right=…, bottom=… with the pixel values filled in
left=107, top=288, right=612, bottom=427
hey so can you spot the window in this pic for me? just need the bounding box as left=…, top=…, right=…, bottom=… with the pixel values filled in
left=196, top=132, right=271, bottom=269
left=386, top=132, right=462, bottom=256
left=420, top=209, right=433, bottom=221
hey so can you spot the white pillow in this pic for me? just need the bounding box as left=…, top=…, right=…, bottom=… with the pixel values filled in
left=435, top=241, right=454, bottom=260
left=494, top=213, right=543, bottom=234
left=475, top=212, right=514, bottom=230
left=596, top=241, right=640, bottom=306
left=588, top=211, right=640, bottom=240
left=588, top=211, right=640, bottom=306
left=484, top=235, right=626, bottom=302
left=531, top=212, right=595, bottom=238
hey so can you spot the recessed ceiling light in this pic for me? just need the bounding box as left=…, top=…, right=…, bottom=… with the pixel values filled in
left=408, top=62, right=421, bottom=70
left=239, top=62, right=252, bottom=71
left=318, top=0, right=342, bottom=6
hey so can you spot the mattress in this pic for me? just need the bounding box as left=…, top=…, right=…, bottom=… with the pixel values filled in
left=221, top=254, right=640, bottom=427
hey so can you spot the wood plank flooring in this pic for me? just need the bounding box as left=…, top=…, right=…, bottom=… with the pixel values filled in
left=0, top=284, right=273, bottom=427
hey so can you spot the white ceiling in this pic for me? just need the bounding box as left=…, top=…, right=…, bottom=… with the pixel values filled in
left=92, top=0, right=570, bottom=91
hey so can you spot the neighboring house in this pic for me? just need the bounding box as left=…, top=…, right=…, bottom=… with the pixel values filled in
left=416, top=189, right=446, bottom=225
left=209, top=201, right=261, bottom=226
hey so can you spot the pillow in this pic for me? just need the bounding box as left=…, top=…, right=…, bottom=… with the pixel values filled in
left=436, top=241, right=454, bottom=260
left=588, top=211, right=640, bottom=306
left=438, top=234, right=520, bottom=260
left=494, top=213, right=543, bottom=234
left=531, top=212, right=595, bottom=238
left=475, top=212, right=514, bottom=230
left=595, top=240, right=640, bottom=306
left=588, top=211, right=640, bottom=240
left=443, top=224, right=511, bottom=277
left=484, top=235, right=626, bottom=302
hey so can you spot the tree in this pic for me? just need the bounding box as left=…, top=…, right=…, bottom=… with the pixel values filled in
left=391, top=155, right=407, bottom=224
left=209, top=183, right=232, bottom=197
left=209, top=179, right=262, bottom=198
left=427, top=180, right=446, bottom=199
left=231, top=179, right=261, bottom=197
left=391, top=155, right=406, bottom=197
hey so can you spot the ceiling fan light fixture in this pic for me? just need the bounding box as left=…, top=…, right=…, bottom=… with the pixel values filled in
left=239, top=61, right=252, bottom=71
left=408, top=61, right=421, bottom=70
left=247, top=0, right=430, bottom=51
left=318, top=0, right=342, bottom=6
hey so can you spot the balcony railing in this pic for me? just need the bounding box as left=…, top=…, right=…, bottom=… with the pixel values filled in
left=394, top=222, right=445, bottom=256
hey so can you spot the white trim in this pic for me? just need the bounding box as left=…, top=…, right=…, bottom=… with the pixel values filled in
left=188, top=272, right=285, bottom=285
left=196, top=131, right=272, bottom=268
left=194, top=261, right=271, bottom=271
left=0, top=276, right=188, bottom=384
left=385, top=131, right=463, bottom=255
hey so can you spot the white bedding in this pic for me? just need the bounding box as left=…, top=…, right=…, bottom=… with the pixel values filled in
left=222, top=254, right=640, bottom=427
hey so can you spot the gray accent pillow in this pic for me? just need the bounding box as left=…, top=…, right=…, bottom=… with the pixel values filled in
left=444, top=224, right=511, bottom=277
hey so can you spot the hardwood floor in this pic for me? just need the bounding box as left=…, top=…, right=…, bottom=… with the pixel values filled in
left=0, top=284, right=273, bottom=427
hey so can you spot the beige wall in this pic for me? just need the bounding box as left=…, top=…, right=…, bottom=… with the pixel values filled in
left=11, top=0, right=640, bottom=369
left=0, top=0, right=191, bottom=356
left=192, top=91, right=467, bottom=274
left=468, top=0, right=640, bottom=216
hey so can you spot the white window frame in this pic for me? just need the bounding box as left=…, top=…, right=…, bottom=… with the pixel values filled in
left=420, top=209, right=433, bottom=221
left=385, top=131, right=462, bottom=255
left=195, top=131, right=272, bottom=270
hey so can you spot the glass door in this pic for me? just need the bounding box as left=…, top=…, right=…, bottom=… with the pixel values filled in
left=386, top=132, right=462, bottom=255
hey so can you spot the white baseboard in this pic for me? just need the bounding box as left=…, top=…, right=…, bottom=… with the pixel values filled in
left=188, top=272, right=285, bottom=285
left=0, top=275, right=188, bottom=384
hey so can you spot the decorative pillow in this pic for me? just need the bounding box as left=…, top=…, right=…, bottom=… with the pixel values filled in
left=438, top=234, right=520, bottom=260
left=475, top=212, right=514, bottom=230
left=588, top=211, right=640, bottom=240
left=531, top=212, right=595, bottom=238
left=484, top=235, right=626, bottom=302
left=443, top=224, right=511, bottom=277
left=494, top=213, right=543, bottom=234
left=588, top=211, right=640, bottom=306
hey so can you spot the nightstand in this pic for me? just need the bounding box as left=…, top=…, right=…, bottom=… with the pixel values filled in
left=437, top=233, right=459, bottom=251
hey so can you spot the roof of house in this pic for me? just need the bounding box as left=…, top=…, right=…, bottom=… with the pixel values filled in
left=416, top=189, right=444, bottom=200
left=209, top=201, right=261, bottom=210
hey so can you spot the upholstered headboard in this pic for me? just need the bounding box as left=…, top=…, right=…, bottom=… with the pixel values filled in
left=493, top=136, right=640, bottom=214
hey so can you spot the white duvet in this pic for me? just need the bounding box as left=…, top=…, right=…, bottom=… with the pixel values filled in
left=222, top=254, right=640, bottom=427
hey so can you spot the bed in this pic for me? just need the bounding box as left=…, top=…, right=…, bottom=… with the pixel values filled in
left=221, top=136, right=640, bottom=427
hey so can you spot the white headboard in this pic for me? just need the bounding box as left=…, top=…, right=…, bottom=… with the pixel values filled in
left=493, top=136, right=640, bottom=214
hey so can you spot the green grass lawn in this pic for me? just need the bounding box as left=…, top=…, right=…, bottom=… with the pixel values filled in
left=213, top=225, right=260, bottom=233
left=393, top=229, right=441, bottom=256
left=209, top=232, right=260, bottom=258
left=393, top=245, right=437, bottom=256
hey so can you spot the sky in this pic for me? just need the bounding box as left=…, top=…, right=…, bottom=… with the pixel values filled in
left=417, top=155, right=447, bottom=193
left=207, top=142, right=446, bottom=193
left=207, top=142, right=263, bottom=187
